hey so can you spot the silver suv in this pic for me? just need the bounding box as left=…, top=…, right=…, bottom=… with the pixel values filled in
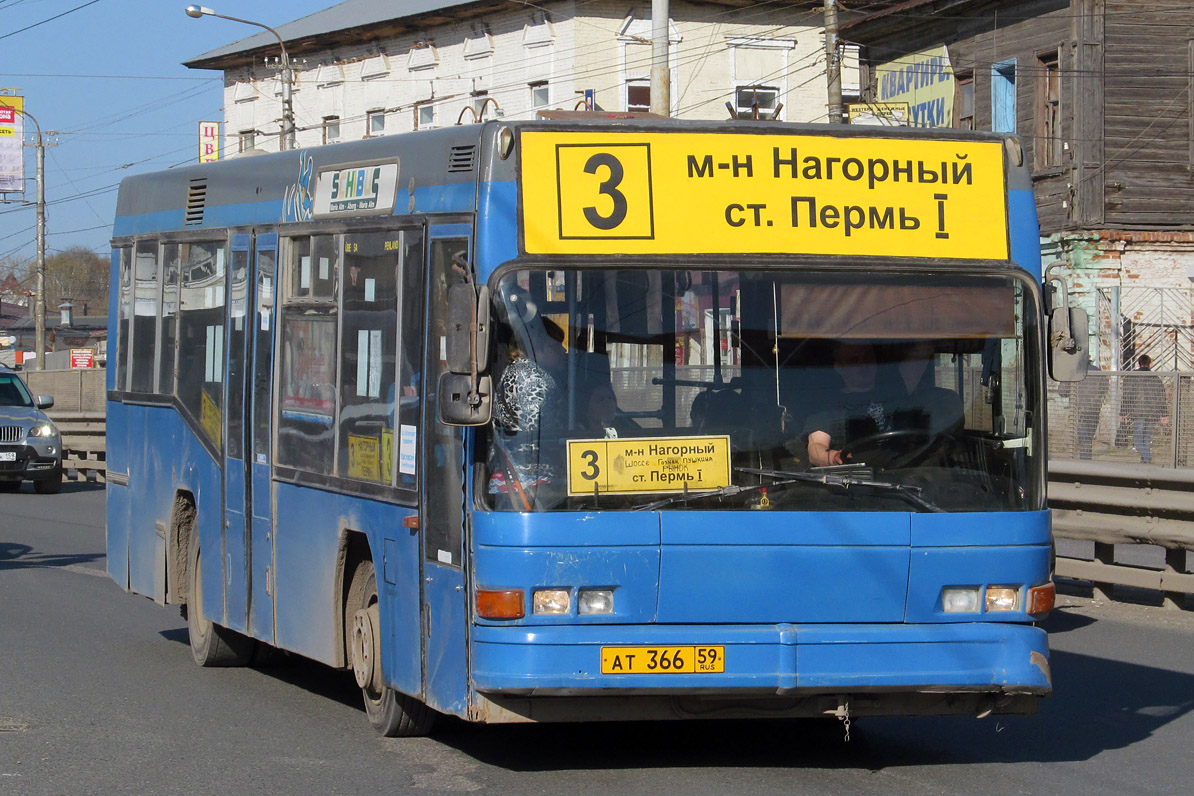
left=0, top=368, right=62, bottom=494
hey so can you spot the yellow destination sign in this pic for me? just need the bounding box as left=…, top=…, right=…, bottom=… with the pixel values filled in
left=566, top=435, right=731, bottom=497
left=520, top=130, right=1008, bottom=260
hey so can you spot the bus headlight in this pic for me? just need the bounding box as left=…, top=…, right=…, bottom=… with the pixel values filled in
left=532, top=589, right=571, bottom=615
left=942, top=587, right=981, bottom=613
left=985, top=586, right=1020, bottom=612
left=578, top=589, right=614, bottom=615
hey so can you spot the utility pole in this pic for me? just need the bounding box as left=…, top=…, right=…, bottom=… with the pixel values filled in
left=650, top=0, right=670, bottom=116
left=824, top=0, right=843, bottom=123
left=7, top=104, right=54, bottom=369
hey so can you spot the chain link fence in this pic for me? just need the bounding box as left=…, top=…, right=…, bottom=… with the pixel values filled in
left=1048, top=370, right=1194, bottom=467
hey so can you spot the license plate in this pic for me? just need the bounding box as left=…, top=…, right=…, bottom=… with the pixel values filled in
left=601, top=646, right=725, bottom=674
left=0, top=451, right=15, bottom=462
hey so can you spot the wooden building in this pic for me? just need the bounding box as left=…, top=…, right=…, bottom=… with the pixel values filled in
left=843, top=0, right=1194, bottom=368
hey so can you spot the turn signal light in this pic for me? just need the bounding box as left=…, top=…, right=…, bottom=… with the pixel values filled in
left=476, top=589, right=524, bottom=619
left=1027, top=582, right=1056, bottom=616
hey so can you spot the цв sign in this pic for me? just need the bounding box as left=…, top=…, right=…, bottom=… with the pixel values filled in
left=519, top=130, right=1009, bottom=260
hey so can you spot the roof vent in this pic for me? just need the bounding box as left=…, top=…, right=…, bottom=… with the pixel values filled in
left=185, top=179, right=207, bottom=226
left=448, top=145, right=476, bottom=173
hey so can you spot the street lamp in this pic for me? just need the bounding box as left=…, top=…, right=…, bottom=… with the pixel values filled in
left=185, top=5, right=296, bottom=151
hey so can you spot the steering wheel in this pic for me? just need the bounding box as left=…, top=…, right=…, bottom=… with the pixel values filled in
left=839, top=428, right=941, bottom=470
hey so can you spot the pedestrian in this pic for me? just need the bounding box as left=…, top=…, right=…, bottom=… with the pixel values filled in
left=1073, top=360, right=1108, bottom=460
left=1120, top=354, right=1168, bottom=464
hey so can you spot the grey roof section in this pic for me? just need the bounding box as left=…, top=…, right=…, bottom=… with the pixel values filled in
left=184, top=0, right=473, bottom=66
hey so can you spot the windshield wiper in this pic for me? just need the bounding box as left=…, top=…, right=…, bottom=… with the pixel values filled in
left=736, top=467, right=944, bottom=513
left=631, top=482, right=765, bottom=511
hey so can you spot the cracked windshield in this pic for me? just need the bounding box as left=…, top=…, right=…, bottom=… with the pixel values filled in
left=483, top=267, right=1041, bottom=513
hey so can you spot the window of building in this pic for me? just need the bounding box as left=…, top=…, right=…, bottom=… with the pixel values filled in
left=992, top=59, right=1017, bottom=133
left=367, top=109, right=386, bottom=137
left=323, top=116, right=340, bottom=145
left=626, top=80, right=650, bottom=113
left=238, top=130, right=256, bottom=153
left=1036, top=52, right=1062, bottom=168
left=735, top=85, right=780, bottom=120
left=416, top=103, right=435, bottom=130
left=177, top=241, right=227, bottom=449
left=130, top=241, right=159, bottom=393
left=955, top=72, right=975, bottom=130
left=471, top=91, right=491, bottom=121
left=530, top=81, right=549, bottom=110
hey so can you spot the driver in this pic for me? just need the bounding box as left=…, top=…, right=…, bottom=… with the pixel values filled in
left=803, top=340, right=902, bottom=467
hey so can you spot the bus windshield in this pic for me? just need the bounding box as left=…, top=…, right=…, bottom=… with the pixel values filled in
left=483, top=267, right=1042, bottom=513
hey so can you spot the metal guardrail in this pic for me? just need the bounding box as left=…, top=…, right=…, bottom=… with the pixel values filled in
left=1049, top=460, right=1194, bottom=610
left=51, top=411, right=106, bottom=483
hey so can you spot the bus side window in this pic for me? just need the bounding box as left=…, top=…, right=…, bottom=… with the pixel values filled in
left=276, top=235, right=337, bottom=475
left=130, top=240, right=159, bottom=393
left=160, top=244, right=180, bottom=395
left=177, top=241, right=226, bottom=449
left=396, top=228, right=425, bottom=492
left=337, top=231, right=399, bottom=484
left=115, top=247, right=133, bottom=391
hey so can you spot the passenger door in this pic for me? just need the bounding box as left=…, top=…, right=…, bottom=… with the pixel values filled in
left=222, top=233, right=252, bottom=633
left=248, top=233, right=278, bottom=642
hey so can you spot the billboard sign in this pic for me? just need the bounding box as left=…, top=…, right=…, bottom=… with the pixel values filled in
left=198, top=121, right=220, bottom=163
left=0, top=95, right=25, bottom=193
left=875, top=47, right=955, bottom=128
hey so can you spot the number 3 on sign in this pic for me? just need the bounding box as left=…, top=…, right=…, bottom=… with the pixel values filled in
left=556, top=143, right=655, bottom=240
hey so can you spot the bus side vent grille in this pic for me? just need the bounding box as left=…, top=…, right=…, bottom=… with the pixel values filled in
left=448, top=145, right=476, bottom=173
left=185, top=179, right=207, bottom=226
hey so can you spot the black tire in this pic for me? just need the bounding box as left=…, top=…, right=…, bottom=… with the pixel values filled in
left=346, top=559, right=435, bottom=737
left=33, top=467, right=62, bottom=494
left=0, top=481, right=21, bottom=492
left=186, top=536, right=255, bottom=667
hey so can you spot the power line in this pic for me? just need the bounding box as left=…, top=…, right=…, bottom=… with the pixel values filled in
left=0, top=0, right=102, bottom=42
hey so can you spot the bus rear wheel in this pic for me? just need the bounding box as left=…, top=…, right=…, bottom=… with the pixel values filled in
left=346, top=559, right=435, bottom=737
left=186, top=537, right=255, bottom=667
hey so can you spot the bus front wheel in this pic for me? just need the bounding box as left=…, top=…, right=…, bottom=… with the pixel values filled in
left=346, top=559, right=435, bottom=737
left=186, top=537, right=255, bottom=667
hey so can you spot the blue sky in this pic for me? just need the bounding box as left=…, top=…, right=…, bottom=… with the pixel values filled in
left=0, top=0, right=332, bottom=267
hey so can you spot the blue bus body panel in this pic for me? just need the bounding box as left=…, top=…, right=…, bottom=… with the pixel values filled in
left=1008, top=188, right=1042, bottom=279
left=423, top=563, right=468, bottom=717
left=473, top=511, right=662, bottom=626
left=658, top=511, right=910, bottom=623
left=475, top=181, right=519, bottom=282
left=105, top=400, right=130, bottom=589
left=471, top=622, right=1050, bottom=693
left=271, top=482, right=423, bottom=691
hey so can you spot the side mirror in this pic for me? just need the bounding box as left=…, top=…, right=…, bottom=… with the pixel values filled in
left=437, top=373, right=492, bottom=426
left=1048, top=306, right=1089, bottom=382
left=36, top=394, right=54, bottom=410
left=444, top=284, right=491, bottom=374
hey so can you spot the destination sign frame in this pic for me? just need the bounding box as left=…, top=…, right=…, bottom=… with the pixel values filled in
left=566, top=434, right=732, bottom=497
left=520, top=130, right=1009, bottom=260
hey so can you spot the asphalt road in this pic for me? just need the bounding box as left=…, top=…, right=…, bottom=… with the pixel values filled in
left=2, top=483, right=1192, bottom=795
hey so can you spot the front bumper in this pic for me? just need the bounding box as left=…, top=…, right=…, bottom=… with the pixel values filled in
left=471, top=621, right=1051, bottom=696
left=0, top=442, right=61, bottom=480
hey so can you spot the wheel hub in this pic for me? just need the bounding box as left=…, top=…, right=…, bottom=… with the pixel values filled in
left=350, top=604, right=381, bottom=690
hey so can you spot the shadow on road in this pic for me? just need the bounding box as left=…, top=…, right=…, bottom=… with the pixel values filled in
left=0, top=540, right=103, bottom=571
left=149, top=606, right=1194, bottom=770
left=424, top=629, right=1194, bottom=770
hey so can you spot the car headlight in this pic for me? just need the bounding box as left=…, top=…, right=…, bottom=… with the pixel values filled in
left=28, top=423, right=57, bottom=438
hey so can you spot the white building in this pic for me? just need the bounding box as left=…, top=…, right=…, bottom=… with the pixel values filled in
left=184, top=0, right=855, bottom=154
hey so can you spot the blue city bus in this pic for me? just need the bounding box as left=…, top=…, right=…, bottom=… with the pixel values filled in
left=108, top=118, right=1070, bottom=736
